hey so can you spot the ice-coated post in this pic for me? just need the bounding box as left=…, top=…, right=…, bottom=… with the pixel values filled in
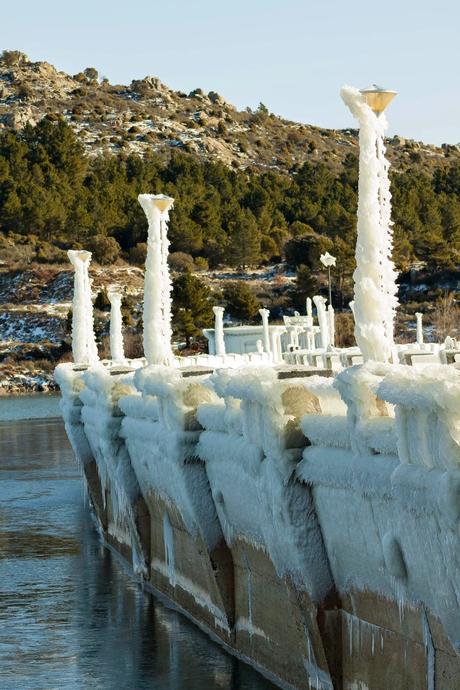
left=256, top=339, right=264, bottom=354
left=328, top=304, right=335, bottom=348
left=341, top=86, right=398, bottom=363
left=108, top=288, right=125, bottom=363
left=138, top=193, right=175, bottom=366
left=313, top=295, right=330, bottom=350
left=213, top=306, right=226, bottom=357
left=306, top=297, right=313, bottom=318
left=416, top=312, right=423, bottom=346
left=68, top=249, right=99, bottom=365
left=259, top=308, right=271, bottom=355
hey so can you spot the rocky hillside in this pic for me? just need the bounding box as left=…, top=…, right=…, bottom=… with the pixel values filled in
left=0, top=264, right=144, bottom=394
left=1, top=50, right=459, bottom=175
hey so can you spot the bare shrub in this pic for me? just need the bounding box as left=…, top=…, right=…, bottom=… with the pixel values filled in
left=334, top=311, right=355, bottom=348
left=432, top=292, right=460, bottom=342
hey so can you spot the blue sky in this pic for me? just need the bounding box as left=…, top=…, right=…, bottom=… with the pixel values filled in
left=2, top=0, right=459, bottom=145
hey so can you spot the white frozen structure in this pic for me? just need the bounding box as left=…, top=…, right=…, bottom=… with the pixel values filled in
left=416, top=311, right=424, bottom=346
left=57, top=107, right=460, bottom=685
left=67, top=249, right=99, bottom=365
left=313, top=295, right=330, bottom=350
left=341, top=85, right=398, bottom=363
left=138, top=193, right=175, bottom=366
left=259, top=308, right=271, bottom=355
left=108, top=288, right=125, bottom=364
left=212, top=306, right=226, bottom=357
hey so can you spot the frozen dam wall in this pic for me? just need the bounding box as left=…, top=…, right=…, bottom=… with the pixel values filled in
left=56, top=360, right=460, bottom=690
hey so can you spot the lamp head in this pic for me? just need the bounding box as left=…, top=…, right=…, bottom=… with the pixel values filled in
left=360, top=84, right=397, bottom=114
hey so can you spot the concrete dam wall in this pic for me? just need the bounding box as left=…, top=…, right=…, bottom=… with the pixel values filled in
left=55, top=360, right=460, bottom=690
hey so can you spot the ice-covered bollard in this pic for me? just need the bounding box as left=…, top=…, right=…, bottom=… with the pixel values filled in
left=138, top=194, right=175, bottom=366
left=259, top=308, right=271, bottom=355
left=306, top=297, right=313, bottom=318
left=341, top=85, right=398, bottom=363
left=108, top=288, right=125, bottom=364
left=313, top=295, right=330, bottom=350
left=213, top=306, right=226, bottom=357
left=416, top=312, right=424, bottom=347
left=68, top=249, right=99, bottom=365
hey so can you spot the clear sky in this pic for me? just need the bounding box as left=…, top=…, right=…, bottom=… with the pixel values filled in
left=1, top=0, right=459, bottom=145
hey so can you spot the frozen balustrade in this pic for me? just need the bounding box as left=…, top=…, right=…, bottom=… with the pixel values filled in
left=78, top=365, right=149, bottom=573
left=378, top=364, right=460, bottom=469
left=118, top=364, right=234, bottom=636
left=197, top=365, right=333, bottom=594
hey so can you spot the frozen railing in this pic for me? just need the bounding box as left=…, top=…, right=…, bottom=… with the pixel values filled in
left=378, top=365, right=460, bottom=469
left=196, top=365, right=334, bottom=596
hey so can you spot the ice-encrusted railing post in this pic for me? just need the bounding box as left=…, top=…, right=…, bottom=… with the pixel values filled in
left=213, top=306, right=226, bottom=357
left=68, top=249, right=99, bottom=365
left=259, top=308, right=271, bottom=355
left=305, top=298, right=315, bottom=350
left=341, top=84, right=398, bottom=363
left=313, top=295, right=330, bottom=350
left=138, top=193, right=175, bottom=366
left=416, top=312, right=424, bottom=347
left=108, top=287, right=125, bottom=364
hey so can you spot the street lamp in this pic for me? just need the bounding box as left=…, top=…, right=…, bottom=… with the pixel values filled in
left=340, top=84, right=399, bottom=363
left=320, top=251, right=336, bottom=308
left=359, top=84, right=397, bottom=116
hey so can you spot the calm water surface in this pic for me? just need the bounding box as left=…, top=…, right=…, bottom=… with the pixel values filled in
left=0, top=402, right=276, bottom=690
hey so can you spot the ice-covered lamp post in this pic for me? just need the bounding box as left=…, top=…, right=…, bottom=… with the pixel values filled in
left=68, top=249, right=99, bottom=365
left=320, top=251, right=336, bottom=308
left=320, top=251, right=336, bottom=348
left=213, top=306, right=226, bottom=357
left=416, top=312, right=424, bottom=347
left=138, top=194, right=175, bottom=366
left=108, top=287, right=125, bottom=364
left=341, top=84, right=398, bottom=363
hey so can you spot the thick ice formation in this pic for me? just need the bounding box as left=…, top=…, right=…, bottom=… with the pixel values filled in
left=341, top=86, right=399, bottom=363
left=67, top=250, right=99, bottom=365
left=197, top=365, right=334, bottom=598
left=108, top=287, right=125, bottom=364
left=138, top=194, right=175, bottom=366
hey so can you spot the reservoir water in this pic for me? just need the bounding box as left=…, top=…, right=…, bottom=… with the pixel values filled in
left=0, top=397, right=275, bottom=690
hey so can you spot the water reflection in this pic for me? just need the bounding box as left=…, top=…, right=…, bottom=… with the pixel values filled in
left=0, top=415, right=275, bottom=690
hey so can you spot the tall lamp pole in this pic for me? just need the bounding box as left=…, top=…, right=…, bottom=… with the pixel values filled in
left=320, top=251, right=336, bottom=307
left=341, top=84, right=398, bottom=363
